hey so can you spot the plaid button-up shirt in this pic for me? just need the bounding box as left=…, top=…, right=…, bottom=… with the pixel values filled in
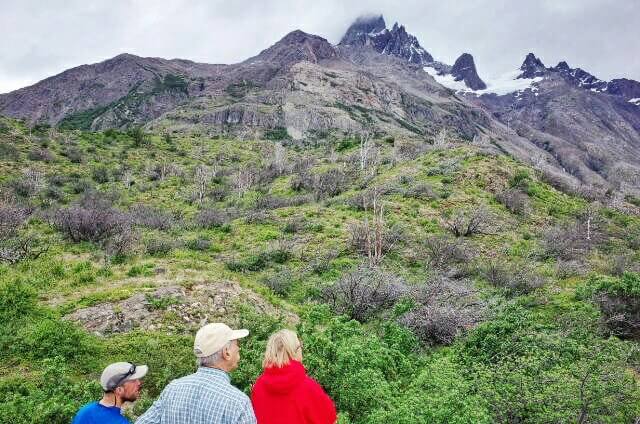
left=136, top=367, right=256, bottom=424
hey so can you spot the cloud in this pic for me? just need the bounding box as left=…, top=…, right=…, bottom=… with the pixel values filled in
left=1, top=0, right=638, bottom=94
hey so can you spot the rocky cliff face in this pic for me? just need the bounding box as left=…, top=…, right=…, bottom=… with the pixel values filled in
left=1, top=15, right=639, bottom=194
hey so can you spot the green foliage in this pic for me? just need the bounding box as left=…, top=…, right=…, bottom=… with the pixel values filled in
left=59, top=105, right=109, bottom=130
left=0, top=357, right=101, bottom=424
left=263, top=127, right=291, bottom=141
left=579, top=272, right=640, bottom=298
left=0, top=279, right=38, bottom=324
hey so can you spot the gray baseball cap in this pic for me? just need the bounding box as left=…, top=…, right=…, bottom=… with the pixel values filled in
left=100, top=362, right=148, bottom=391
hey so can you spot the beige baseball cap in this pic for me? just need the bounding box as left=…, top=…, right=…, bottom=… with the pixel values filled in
left=194, top=323, right=249, bottom=357
left=100, top=362, right=148, bottom=391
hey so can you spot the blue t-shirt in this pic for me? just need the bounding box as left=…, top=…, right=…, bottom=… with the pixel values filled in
left=72, top=401, right=130, bottom=424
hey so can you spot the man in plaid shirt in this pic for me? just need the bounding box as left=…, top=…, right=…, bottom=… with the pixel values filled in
left=137, top=323, right=257, bottom=424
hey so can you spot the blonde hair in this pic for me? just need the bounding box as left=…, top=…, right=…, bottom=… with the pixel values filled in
left=263, top=329, right=302, bottom=368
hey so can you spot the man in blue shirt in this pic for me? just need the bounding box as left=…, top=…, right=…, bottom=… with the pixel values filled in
left=73, top=361, right=148, bottom=424
left=136, top=323, right=256, bottom=424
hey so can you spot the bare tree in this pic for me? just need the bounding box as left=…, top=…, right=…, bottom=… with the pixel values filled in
left=272, top=143, right=287, bottom=175
left=348, top=188, right=402, bottom=267
left=434, top=128, right=447, bottom=147
left=232, top=169, right=255, bottom=197
left=194, top=165, right=214, bottom=203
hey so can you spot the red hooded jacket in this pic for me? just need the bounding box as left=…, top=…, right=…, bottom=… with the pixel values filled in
left=251, top=360, right=337, bottom=424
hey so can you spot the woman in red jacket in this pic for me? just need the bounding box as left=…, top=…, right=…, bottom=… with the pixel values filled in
left=251, top=329, right=337, bottom=424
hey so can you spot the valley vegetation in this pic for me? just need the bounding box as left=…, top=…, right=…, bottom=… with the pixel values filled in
left=1, top=116, right=639, bottom=423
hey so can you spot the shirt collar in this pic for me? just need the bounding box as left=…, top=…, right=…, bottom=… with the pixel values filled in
left=197, top=367, right=231, bottom=382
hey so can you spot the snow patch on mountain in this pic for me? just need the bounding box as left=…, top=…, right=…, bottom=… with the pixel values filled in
left=629, top=98, right=640, bottom=106
left=423, top=67, right=542, bottom=96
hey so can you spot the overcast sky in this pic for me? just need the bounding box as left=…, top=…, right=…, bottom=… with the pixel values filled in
left=1, top=0, right=639, bottom=94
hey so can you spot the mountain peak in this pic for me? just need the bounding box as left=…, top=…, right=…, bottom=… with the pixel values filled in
left=248, top=30, right=336, bottom=66
left=340, top=15, right=433, bottom=64
left=451, top=53, right=486, bottom=90
left=519, top=52, right=546, bottom=79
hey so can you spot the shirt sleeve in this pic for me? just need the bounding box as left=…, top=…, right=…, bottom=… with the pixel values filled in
left=135, top=388, right=166, bottom=424
left=236, top=397, right=257, bottom=424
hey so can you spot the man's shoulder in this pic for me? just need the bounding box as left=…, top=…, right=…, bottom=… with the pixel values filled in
left=72, top=402, right=129, bottom=424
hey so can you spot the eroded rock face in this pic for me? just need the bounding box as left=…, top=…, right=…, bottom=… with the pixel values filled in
left=65, top=281, right=295, bottom=335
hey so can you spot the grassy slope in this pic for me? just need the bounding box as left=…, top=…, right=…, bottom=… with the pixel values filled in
left=0, top=116, right=639, bottom=423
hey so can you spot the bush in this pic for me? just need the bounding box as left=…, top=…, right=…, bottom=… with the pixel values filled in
left=91, top=166, right=110, bottom=183
left=53, top=201, right=136, bottom=256
left=185, top=238, right=211, bottom=251
left=28, top=148, right=54, bottom=162
left=540, top=221, right=600, bottom=260
left=145, top=236, right=175, bottom=256
left=422, top=234, right=471, bottom=270
left=291, top=168, right=351, bottom=200
left=16, top=319, right=96, bottom=362
left=579, top=273, right=640, bottom=339
left=403, top=182, right=437, bottom=200
left=495, top=188, right=529, bottom=215
left=321, top=264, right=407, bottom=322
left=481, top=260, right=546, bottom=295
left=444, top=206, right=493, bottom=237
left=130, top=204, right=177, bottom=230
left=195, top=208, right=231, bottom=229
left=262, top=269, right=294, bottom=296
left=348, top=221, right=403, bottom=258
left=62, top=147, right=84, bottom=163
left=0, top=279, right=38, bottom=325
left=400, top=276, right=484, bottom=346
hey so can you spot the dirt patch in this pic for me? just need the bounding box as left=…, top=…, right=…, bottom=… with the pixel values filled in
left=65, top=280, right=297, bottom=335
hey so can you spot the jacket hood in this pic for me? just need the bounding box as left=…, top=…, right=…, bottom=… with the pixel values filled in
left=259, top=360, right=307, bottom=394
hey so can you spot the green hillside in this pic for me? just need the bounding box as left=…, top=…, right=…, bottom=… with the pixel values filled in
left=1, top=116, right=639, bottom=423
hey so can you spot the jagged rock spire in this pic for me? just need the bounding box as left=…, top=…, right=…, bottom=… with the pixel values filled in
left=519, top=53, right=546, bottom=78
left=451, top=53, right=486, bottom=90
left=339, top=15, right=433, bottom=64
left=339, top=15, right=386, bottom=46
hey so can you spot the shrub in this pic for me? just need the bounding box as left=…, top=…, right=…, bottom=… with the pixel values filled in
left=540, top=220, right=601, bottom=260
left=579, top=273, right=640, bottom=339
left=495, top=188, right=530, bottom=215
left=400, top=276, right=484, bottom=346
left=292, top=168, right=351, bottom=200
left=348, top=221, right=403, bottom=258
left=62, top=147, right=84, bottom=163
left=403, top=182, right=437, bottom=200
left=444, top=206, right=493, bottom=237
left=0, top=279, right=37, bottom=325
left=28, top=148, right=54, bottom=162
left=262, top=269, right=294, bottom=296
left=16, top=319, right=96, bottom=362
left=422, top=234, right=471, bottom=270
left=130, top=204, right=177, bottom=230
left=481, top=260, right=546, bottom=295
left=321, top=264, right=407, bottom=322
left=195, top=208, right=231, bottom=229
left=145, top=236, right=175, bottom=256
left=185, top=238, right=211, bottom=251
left=53, top=201, right=136, bottom=256
left=128, top=126, right=148, bottom=147
left=508, top=169, right=530, bottom=191
left=91, top=166, right=110, bottom=183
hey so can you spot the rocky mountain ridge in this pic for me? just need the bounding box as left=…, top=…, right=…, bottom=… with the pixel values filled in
left=0, top=14, right=639, bottom=195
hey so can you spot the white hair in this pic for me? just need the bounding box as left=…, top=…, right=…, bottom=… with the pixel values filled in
left=196, top=341, right=232, bottom=367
